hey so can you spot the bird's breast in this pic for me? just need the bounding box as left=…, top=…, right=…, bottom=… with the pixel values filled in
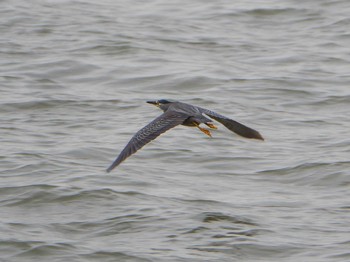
left=182, top=117, right=198, bottom=126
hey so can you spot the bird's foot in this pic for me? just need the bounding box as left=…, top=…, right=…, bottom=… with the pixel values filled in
left=206, top=123, right=218, bottom=129
left=198, top=126, right=212, bottom=137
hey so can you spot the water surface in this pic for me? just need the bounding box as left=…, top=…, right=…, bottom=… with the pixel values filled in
left=1, top=0, right=350, bottom=261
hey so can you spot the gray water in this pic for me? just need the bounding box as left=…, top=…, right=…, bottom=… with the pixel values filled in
left=1, top=0, right=350, bottom=261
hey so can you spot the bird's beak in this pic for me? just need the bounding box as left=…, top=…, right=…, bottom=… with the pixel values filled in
left=147, top=100, right=159, bottom=106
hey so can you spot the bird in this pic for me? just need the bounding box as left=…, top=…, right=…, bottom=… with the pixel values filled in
left=106, top=99, right=264, bottom=172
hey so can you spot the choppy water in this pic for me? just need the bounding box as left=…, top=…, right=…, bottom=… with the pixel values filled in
left=1, top=0, right=350, bottom=261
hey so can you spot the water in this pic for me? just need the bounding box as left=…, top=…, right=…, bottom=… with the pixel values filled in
left=1, top=0, right=350, bottom=261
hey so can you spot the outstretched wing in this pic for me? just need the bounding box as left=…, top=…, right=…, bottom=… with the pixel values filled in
left=107, top=111, right=188, bottom=172
left=199, top=107, right=264, bottom=140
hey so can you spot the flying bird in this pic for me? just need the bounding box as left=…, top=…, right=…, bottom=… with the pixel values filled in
left=107, top=99, right=263, bottom=172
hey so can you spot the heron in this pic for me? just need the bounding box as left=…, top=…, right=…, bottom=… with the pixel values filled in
left=107, top=99, right=263, bottom=172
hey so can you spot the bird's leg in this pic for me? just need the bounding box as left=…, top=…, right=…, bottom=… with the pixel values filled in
left=194, top=123, right=212, bottom=137
left=199, top=126, right=212, bottom=137
left=205, top=123, right=217, bottom=129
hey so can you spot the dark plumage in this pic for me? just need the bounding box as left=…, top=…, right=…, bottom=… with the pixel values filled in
left=106, top=100, right=263, bottom=172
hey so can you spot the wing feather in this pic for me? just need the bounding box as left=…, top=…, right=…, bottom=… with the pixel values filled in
left=199, top=107, right=264, bottom=140
left=106, top=111, right=188, bottom=172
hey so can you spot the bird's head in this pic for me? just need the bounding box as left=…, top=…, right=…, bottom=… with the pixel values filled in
left=147, top=99, right=175, bottom=111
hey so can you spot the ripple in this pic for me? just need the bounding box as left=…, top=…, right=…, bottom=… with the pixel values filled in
left=81, top=251, right=152, bottom=262
left=198, top=212, right=257, bottom=226
left=258, top=161, right=350, bottom=187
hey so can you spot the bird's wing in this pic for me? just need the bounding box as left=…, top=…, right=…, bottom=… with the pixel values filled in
left=106, top=111, right=189, bottom=172
left=199, top=107, right=264, bottom=140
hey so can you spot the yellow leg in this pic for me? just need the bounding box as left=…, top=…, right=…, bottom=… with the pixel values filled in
left=194, top=122, right=212, bottom=137
left=198, top=126, right=212, bottom=137
left=206, top=123, right=217, bottom=129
